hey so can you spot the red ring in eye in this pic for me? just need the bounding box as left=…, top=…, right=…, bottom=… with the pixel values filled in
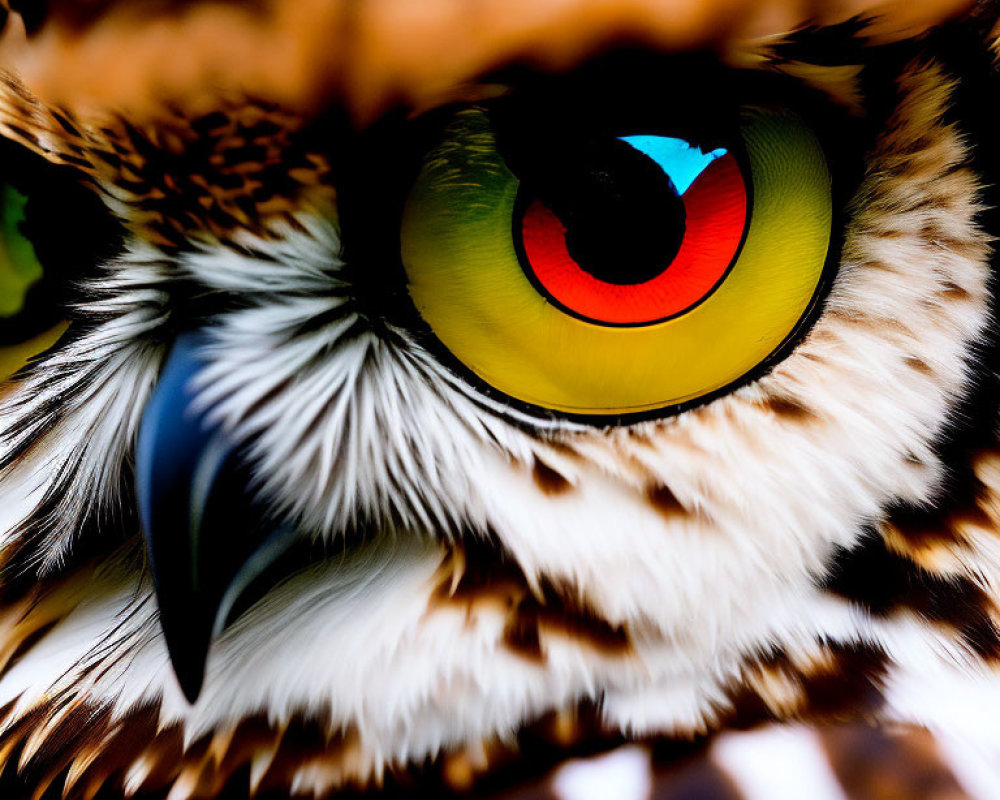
left=518, top=153, right=749, bottom=325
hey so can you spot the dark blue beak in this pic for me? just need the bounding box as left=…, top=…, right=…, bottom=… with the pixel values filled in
left=136, top=331, right=298, bottom=702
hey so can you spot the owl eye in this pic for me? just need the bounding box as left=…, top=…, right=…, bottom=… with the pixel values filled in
left=0, top=141, right=121, bottom=380
left=400, top=103, right=833, bottom=418
left=0, top=181, right=65, bottom=380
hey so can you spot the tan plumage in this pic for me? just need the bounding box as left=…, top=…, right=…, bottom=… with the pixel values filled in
left=0, top=1, right=998, bottom=798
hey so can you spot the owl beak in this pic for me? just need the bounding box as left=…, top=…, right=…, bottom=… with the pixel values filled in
left=135, top=331, right=298, bottom=703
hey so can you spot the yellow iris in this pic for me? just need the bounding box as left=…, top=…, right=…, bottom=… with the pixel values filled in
left=401, top=106, right=832, bottom=416
left=0, top=322, right=67, bottom=381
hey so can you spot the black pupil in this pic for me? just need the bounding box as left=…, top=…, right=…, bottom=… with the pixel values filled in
left=528, top=138, right=687, bottom=285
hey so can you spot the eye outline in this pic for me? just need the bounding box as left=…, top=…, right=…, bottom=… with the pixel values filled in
left=400, top=109, right=841, bottom=423
left=332, top=57, right=867, bottom=428
left=410, top=229, right=841, bottom=429
left=509, top=134, right=756, bottom=330
left=402, top=257, right=840, bottom=430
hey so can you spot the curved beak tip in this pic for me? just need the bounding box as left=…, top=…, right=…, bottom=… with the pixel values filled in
left=137, top=331, right=300, bottom=705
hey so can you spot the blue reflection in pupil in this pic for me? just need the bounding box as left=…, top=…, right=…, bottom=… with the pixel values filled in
left=619, top=136, right=727, bottom=194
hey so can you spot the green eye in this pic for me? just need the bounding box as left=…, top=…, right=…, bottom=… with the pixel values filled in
left=0, top=184, right=43, bottom=317
left=0, top=182, right=65, bottom=380
left=0, top=144, right=122, bottom=380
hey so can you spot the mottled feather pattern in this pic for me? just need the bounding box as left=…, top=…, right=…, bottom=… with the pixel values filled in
left=0, top=1, right=997, bottom=798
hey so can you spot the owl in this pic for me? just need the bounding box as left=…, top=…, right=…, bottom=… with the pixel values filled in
left=0, top=0, right=998, bottom=798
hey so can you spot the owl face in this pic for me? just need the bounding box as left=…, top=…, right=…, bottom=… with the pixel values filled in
left=0, top=1, right=996, bottom=796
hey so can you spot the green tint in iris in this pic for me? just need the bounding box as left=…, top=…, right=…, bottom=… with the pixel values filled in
left=0, top=184, right=43, bottom=318
left=401, top=105, right=832, bottom=416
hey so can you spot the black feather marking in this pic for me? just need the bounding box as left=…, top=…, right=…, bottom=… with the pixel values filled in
left=823, top=531, right=1000, bottom=659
